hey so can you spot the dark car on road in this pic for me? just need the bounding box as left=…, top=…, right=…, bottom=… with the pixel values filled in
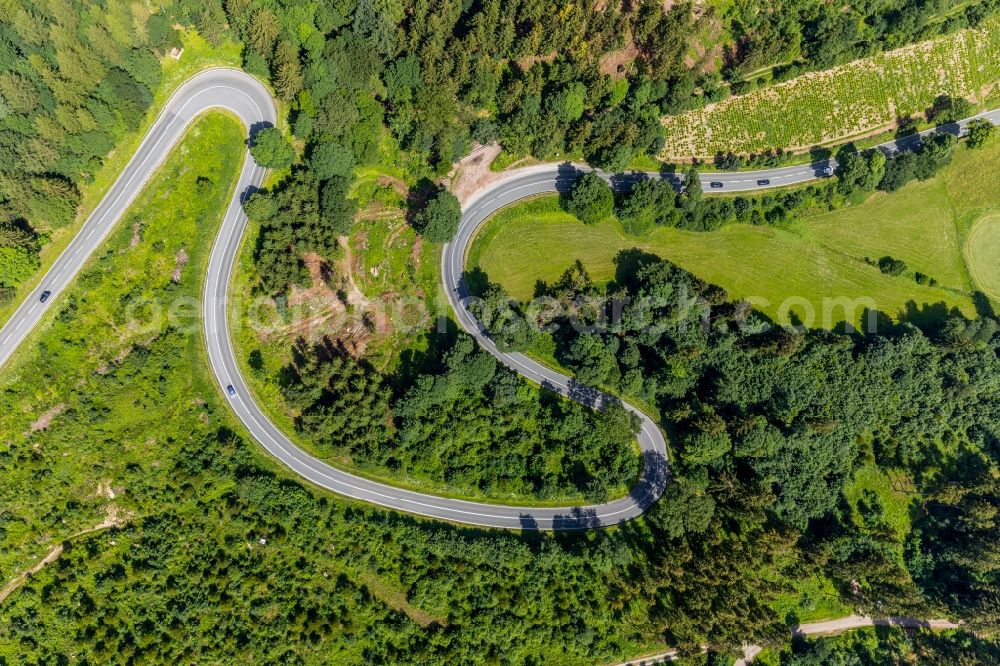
left=757, top=179, right=770, bottom=186
left=822, top=166, right=834, bottom=176
left=710, top=181, right=724, bottom=188
left=227, top=384, right=237, bottom=397
left=39, top=290, right=51, bottom=303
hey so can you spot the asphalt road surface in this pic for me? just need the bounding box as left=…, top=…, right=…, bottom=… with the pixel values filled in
left=1, top=68, right=994, bottom=530
left=0, top=68, right=662, bottom=530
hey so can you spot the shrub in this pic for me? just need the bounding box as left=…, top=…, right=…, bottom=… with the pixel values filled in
left=878, top=255, right=907, bottom=276
left=309, top=141, right=355, bottom=179
left=0, top=245, right=40, bottom=286
left=564, top=172, right=614, bottom=224
left=966, top=119, right=997, bottom=149
left=714, top=152, right=743, bottom=171
left=931, top=94, right=973, bottom=125
left=249, top=128, right=295, bottom=168
left=415, top=189, right=461, bottom=242
left=616, top=178, right=677, bottom=235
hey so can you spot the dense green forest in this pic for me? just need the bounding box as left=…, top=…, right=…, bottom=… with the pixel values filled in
left=226, top=0, right=1000, bottom=301
left=6, top=215, right=999, bottom=662
left=0, top=118, right=874, bottom=661
left=477, top=251, right=1000, bottom=625
left=4, top=0, right=1000, bottom=662
left=280, top=333, right=641, bottom=500
left=4, top=0, right=995, bottom=299
left=0, top=0, right=179, bottom=302
left=757, top=626, right=1000, bottom=665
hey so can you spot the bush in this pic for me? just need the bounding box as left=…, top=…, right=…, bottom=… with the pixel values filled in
left=0, top=222, right=42, bottom=288
left=414, top=189, right=461, bottom=242
left=878, top=255, right=908, bottom=276
left=616, top=178, right=677, bottom=235
left=0, top=245, right=40, bottom=286
left=249, top=128, right=295, bottom=168
left=0, top=284, right=15, bottom=305
left=931, top=94, right=973, bottom=125
left=966, top=119, right=996, bottom=149
left=309, top=141, right=355, bottom=179
left=564, top=172, right=614, bottom=224
left=714, top=152, right=743, bottom=171
left=879, top=152, right=917, bottom=191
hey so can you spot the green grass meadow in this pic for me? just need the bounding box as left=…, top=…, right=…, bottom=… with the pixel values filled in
left=0, top=113, right=247, bottom=584
left=470, top=140, right=1000, bottom=328
left=965, top=213, right=1000, bottom=299
left=843, top=465, right=919, bottom=540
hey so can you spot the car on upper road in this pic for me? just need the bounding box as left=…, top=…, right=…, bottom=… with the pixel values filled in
left=39, top=290, right=51, bottom=303
left=822, top=166, right=834, bottom=176
left=756, top=178, right=770, bottom=186
left=227, top=384, right=237, bottom=397
left=709, top=181, right=724, bottom=188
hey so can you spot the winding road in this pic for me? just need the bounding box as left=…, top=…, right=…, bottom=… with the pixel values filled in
left=0, top=68, right=993, bottom=530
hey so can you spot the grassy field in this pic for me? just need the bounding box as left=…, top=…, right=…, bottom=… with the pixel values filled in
left=661, top=17, right=1000, bottom=159
left=0, top=113, right=246, bottom=586
left=0, top=29, right=245, bottom=330
left=843, top=465, right=919, bottom=540
left=468, top=199, right=974, bottom=329
left=769, top=574, right=853, bottom=625
left=966, top=213, right=1000, bottom=299
left=469, top=139, right=1000, bottom=328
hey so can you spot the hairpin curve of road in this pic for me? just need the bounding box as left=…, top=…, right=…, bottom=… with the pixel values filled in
left=1, top=68, right=993, bottom=529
